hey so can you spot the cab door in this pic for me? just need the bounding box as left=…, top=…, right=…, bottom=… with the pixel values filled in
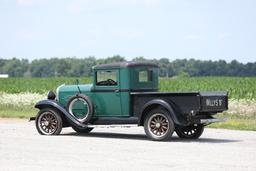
left=92, top=69, right=122, bottom=117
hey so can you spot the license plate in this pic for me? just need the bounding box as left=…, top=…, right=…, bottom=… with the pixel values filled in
left=205, top=98, right=223, bottom=107
left=201, top=96, right=228, bottom=112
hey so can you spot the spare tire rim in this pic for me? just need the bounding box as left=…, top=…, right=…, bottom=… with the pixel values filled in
left=38, top=112, right=58, bottom=135
left=148, top=113, right=169, bottom=137
left=68, top=97, right=90, bottom=122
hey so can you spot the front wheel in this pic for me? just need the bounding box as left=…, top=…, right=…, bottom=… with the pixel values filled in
left=175, top=124, right=204, bottom=139
left=35, top=108, right=63, bottom=135
left=144, top=108, right=175, bottom=141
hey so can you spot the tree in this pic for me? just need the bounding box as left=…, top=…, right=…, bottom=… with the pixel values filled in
left=2, top=58, right=28, bottom=77
left=0, top=56, right=255, bottom=77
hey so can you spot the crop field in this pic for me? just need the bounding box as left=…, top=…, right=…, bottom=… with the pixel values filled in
left=0, top=77, right=256, bottom=130
left=0, top=77, right=255, bottom=100
left=160, top=77, right=256, bottom=100
left=0, top=77, right=92, bottom=94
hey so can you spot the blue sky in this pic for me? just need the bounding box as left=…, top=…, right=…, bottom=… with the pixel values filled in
left=0, top=0, right=255, bottom=63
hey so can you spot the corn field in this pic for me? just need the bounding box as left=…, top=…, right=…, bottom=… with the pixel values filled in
left=0, top=77, right=92, bottom=94
left=160, top=77, right=256, bottom=100
left=0, top=77, right=255, bottom=100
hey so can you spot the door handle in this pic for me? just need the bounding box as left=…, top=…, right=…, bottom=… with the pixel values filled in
left=115, top=89, right=119, bottom=93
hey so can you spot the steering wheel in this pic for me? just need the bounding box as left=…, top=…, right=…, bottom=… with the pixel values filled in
left=107, top=79, right=116, bottom=85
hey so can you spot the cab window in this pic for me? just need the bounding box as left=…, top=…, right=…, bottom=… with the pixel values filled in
left=96, top=70, right=117, bottom=86
left=139, top=70, right=153, bottom=82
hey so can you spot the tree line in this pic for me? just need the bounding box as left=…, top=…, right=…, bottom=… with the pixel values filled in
left=0, top=55, right=255, bottom=77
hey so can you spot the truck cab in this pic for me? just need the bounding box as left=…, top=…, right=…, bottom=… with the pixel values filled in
left=91, top=62, right=158, bottom=117
left=34, top=62, right=228, bottom=141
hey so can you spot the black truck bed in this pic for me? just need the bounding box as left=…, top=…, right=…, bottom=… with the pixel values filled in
left=131, top=91, right=228, bottom=118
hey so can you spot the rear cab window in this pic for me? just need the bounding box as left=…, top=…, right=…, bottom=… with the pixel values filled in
left=131, top=67, right=157, bottom=90
left=139, top=70, right=153, bottom=82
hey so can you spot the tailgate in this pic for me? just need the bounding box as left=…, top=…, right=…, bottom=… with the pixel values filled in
left=200, top=92, right=228, bottom=112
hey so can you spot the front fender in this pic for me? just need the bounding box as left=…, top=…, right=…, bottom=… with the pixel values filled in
left=140, top=99, right=186, bottom=126
left=35, top=100, right=88, bottom=128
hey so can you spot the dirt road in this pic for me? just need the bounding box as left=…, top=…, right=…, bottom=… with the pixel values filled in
left=0, top=119, right=255, bottom=171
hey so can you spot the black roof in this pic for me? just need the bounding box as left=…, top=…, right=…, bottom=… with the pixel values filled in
left=93, top=61, right=159, bottom=69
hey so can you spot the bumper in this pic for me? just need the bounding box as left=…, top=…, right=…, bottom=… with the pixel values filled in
left=200, top=118, right=227, bottom=124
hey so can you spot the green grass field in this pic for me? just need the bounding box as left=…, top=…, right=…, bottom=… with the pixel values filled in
left=0, top=77, right=256, bottom=131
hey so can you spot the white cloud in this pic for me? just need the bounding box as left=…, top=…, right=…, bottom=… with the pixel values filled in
left=67, top=3, right=84, bottom=13
left=216, top=33, right=232, bottom=40
left=66, top=0, right=162, bottom=13
left=66, top=0, right=91, bottom=14
left=184, top=33, right=231, bottom=42
left=16, top=0, right=35, bottom=6
left=16, top=0, right=44, bottom=6
left=16, top=29, right=47, bottom=41
left=184, top=34, right=205, bottom=41
left=109, top=0, right=161, bottom=6
left=132, top=0, right=161, bottom=7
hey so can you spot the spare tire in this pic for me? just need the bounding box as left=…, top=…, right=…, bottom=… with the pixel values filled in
left=67, top=94, right=93, bottom=123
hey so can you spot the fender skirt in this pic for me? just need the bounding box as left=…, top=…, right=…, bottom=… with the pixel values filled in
left=141, top=99, right=187, bottom=126
left=35, top=100, right=88, bottom=128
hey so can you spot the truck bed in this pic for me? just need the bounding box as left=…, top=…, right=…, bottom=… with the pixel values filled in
left=131, top=91, right=228, bottom=118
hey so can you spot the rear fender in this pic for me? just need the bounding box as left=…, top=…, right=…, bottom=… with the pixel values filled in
left=140, top=99, right=186, bottom=126
left=35, top=100, right=88, bottom=128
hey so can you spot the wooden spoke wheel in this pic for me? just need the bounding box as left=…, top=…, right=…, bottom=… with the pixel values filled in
left=36, top=108, right=62, bottom=135
left=144, top=108, right=174, bottom=141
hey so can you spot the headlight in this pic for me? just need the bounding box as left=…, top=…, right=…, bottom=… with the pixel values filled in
left=47, top=91, right=56, bottom=100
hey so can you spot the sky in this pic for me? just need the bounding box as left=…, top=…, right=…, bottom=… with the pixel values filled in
left=0, top=0, right=255, bottom=63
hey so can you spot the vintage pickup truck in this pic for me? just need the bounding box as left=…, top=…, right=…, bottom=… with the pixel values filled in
left=33, top=62, right=228, bottom=141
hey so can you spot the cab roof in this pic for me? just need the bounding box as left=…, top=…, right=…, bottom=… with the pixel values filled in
left=93, top=61, right=159, bottom=70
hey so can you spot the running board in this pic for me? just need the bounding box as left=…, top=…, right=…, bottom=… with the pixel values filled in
left=91, top=117, right=139, bottom=125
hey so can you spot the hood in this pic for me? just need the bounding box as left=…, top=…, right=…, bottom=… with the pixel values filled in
left=57, top=84, right=93, bottom=95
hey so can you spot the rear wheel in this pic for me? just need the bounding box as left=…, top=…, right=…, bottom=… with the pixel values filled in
left=35, top=108, right=62, bottom=135
left=72, top=126, right=94, bottom=134
left=144, top=108, right=175, bottom=141
left=175, top=124, right=204, bottom=139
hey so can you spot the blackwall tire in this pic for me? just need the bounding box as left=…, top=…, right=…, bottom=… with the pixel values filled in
left=35, top=108, right=63, bottom=135
left=144, top=108, right=175, bottom=141
left=72, top=126, right=94, bottom=134
left=67, top=94, right=93, bottom=124
left=175, top=124, right=204, bottom=139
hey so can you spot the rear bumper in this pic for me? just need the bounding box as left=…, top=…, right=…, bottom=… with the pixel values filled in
left=200, top=118, right=227, bottom=124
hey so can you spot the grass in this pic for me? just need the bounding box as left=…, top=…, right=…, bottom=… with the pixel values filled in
left=208, top=120, right=256, bottom=131
left=0, top=104, right=38, bottom=119
left=207, top=112, right=256, bottom=131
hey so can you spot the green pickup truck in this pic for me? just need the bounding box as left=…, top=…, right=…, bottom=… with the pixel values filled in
left=33, top=62, right=228, bottom=141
